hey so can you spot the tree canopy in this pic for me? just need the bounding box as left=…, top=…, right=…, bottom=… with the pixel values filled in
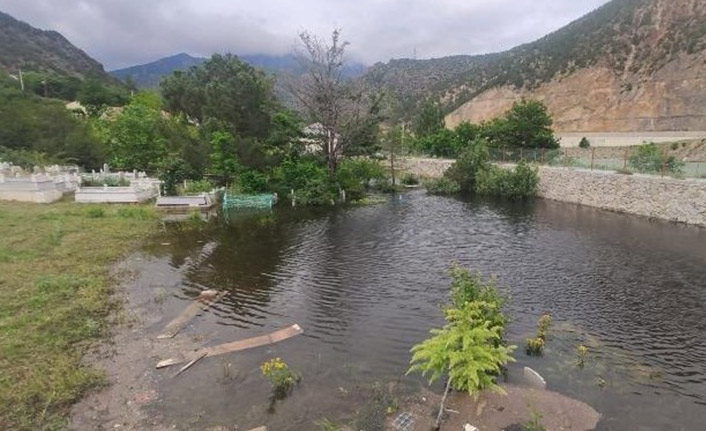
left=161, top=54, right=276, bottom=140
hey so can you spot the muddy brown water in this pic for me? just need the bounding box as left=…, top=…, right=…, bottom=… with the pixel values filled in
left=134, top=191, right=706, bottom=431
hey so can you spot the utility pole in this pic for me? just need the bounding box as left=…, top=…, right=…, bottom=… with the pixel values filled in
left=18, top=68, right=24, bottom=92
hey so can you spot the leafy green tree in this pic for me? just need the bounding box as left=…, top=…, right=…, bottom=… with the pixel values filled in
left=578, top=137, right=591, bottom=148
left=414, top=129, right=458, bottom=158
left=499, top=99, right=558, bottom=149
left=161, top=54, right=276, bottom=140
left=0, top=79, right=104, bottom=168
left=413, top=99, right=445, bottom=138
left=77, top=76, right=130, bottom=111
left=454, top=122, right=481, bottom=149
left=408, top=300, right=515, bottom=429
left=207, top=131, right=242, bottom=186
left=444, top=139, right=491, bottom=191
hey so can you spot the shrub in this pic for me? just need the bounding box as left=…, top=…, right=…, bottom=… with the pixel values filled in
left=525, top=337, right=545, bottom=356
left=576, top=344, right=589, bottom=368
left=400, top=173, right=419, bottom=185
left=526, top=313, right=552, bottom=356
left=260, top=357, right=299, bottom=396
left=579, top=137, right=590, bottom=148
left=475, top=161, right=539, bottom=199
left=445, top=139, right=491, bottom=192
left=336, top=158, right=386, bottom=200
left=237, top=169, right=269, bottom=194
left=629, top=143, right=684, bottom=175
left=179, top=179, right=215, bottom=195
left=81, top=176, right=131, bottom=187
left=270, top=158, right=335, bottom=206
left=424, top=177, right=461, bottom=195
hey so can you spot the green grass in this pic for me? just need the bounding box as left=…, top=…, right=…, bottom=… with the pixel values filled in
left=0, top=202, right=159, bottom=430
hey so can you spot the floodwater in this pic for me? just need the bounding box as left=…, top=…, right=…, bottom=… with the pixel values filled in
left=142, top=191, right=706, bottom=431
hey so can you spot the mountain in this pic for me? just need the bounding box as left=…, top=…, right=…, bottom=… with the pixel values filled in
left=110, top=53, right=205, bottom=88
left=110, top=53, right=367, bottom=89
left=0, top=10, right=109, bottom=79
left=365, top=0, right=706, bottom=132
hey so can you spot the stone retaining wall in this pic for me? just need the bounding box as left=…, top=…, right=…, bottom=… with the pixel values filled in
left=537, top=167, right=706, bottom=226
left=398, top=157, right=706, bottom=226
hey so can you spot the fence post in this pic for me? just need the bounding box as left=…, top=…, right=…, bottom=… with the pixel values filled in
left=623, top=146, right=629, bottom=171
left=541, top=148, right=545, bottom=164
left=590, top=148, right=596, bottom=171
left=661, top=148, right=668, bottom=177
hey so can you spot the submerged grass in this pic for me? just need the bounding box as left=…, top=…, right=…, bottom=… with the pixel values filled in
left=0, top=202, right=159, bottom=430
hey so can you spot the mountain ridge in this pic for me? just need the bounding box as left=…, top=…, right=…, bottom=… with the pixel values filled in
left=0, top=10, right=110, bottom=79
left=364, top=0, right=706, bottom=132
left=110, top=52, right=367, bottom=89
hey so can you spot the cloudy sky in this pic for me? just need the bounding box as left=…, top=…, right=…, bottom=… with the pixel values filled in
left=1, top=0, right=610, bottom=70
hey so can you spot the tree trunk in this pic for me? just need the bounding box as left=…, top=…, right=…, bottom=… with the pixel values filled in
left=434, top=378, right=452, bottom=430
left=390, top=144, right=396, bottom=186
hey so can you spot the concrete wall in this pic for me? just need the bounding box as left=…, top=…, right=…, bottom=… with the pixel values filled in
left=397, top=157, right=706, bottom=226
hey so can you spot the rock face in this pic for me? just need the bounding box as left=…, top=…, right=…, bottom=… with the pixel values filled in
left=367, top=0, right=706, bottom=133
left=446, top=52, right=706, bottom=132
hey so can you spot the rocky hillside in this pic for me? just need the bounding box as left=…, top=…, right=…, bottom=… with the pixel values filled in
left=365, top=0, right=706, bottom=132
left=0, top=11, right=109, bottom=79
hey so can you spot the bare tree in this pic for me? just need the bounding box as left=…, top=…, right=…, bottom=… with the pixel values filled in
left=290, top=29, right=382, bottom=175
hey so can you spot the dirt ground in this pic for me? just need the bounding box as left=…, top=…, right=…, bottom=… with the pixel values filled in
left=385, top=384, right=600, bottom=431
left=70, top=253, right=205, bottom=431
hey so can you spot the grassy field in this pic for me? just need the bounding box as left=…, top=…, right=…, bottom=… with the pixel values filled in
left=0, top=201, right=159, bottom=430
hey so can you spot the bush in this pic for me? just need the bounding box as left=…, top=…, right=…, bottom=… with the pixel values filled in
left=629, top=143, right=684, bottom=175
left=475, top=161, right=539, bottom=199
left=445, top=139, right=491, bottom=192
left=237, top=169, right=269, bottom=194
left=579, top=137, right=590, bottom=148
left=260, top=357, right=299, bottom=397
left=270, top=158, right=335, bottom=206
left=424, top=177, right=461, bottom=195
left=400, top=173, right=420, bottom=186
left=81, top=176, right=131, bottom=187
left=179, top=179, right=215, bottom=195
left=336, top=158, right=386, bottom=200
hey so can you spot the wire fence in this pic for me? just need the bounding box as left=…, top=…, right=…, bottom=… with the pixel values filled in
left=488, top=146, right=706, bottom=179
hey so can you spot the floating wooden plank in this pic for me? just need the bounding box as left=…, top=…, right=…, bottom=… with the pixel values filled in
left=156, top=324, right=303, bottom=369
left=172, top=352, right=207, bottom=378
left=157, top=290, right=226, bottom=339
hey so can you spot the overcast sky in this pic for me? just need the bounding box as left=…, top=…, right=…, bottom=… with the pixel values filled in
left=0, top=0, right=610, bottom=70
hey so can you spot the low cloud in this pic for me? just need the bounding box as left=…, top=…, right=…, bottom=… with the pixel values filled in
left=0, top=0, right=610, bottom=69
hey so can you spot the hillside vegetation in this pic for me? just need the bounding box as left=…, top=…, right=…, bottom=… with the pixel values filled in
left=364, top=0, right=706, bottom=121
left=0, top=11, right=110, bottom=80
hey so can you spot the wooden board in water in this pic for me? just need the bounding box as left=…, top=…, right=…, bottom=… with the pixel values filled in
left=156, top=324, right=303, bottom=368
left=157, top=290, right=226, bottom=339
